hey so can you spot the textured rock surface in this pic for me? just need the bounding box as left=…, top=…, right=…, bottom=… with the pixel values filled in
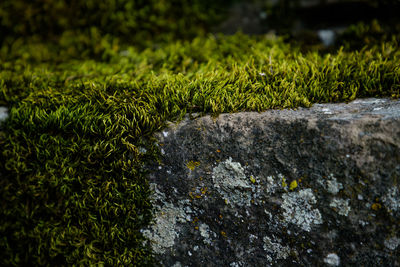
left=144, top=98, right=400, bottom=266
left=0, top=106, right=8, bottom=126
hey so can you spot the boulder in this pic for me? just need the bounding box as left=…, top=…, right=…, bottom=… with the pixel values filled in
left=143, top=98, right=400, bottom=266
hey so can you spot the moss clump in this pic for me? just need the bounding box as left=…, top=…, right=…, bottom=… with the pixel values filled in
left=0, top=32, right=399, bottom=265
left=0, top=0, right=231, bottom=50
left=336, top=19, right=400, bottom=51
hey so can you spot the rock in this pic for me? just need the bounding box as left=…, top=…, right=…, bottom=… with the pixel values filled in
left=0, top=106, right=8, bottom=121
left=317, top=29, right=336, bottom=46
left=144, top=98, right=400, bottom=266
left=0, top=106, right=8, bottom=127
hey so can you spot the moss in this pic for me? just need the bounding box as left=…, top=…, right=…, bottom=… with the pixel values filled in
left=336, top=19, right=400, bottom=51
left=0, top=32, right=400, bottom=265
left=0, top=0, right=232, bottom=49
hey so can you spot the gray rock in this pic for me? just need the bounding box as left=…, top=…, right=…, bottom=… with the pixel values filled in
left=317, top=29, right=336, bottom=46
left=144, top=98, right=400, bottom=266
left=0, top=106, right=8, bottom=126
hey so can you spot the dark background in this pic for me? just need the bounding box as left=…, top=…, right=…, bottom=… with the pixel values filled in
left=1, top=0, right=400, bottom=53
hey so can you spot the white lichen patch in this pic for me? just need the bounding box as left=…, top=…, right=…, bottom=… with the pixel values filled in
left=142, top=202, right=187, bottom=254
left=199, top=223, right=213, bottom=245
left=321, top=107, right=333, bottom=114
left=326, top=177, right=343, bottom=194
left=141, top=184, right=188, bottom=254
left=281, top=189, right=323, bottom=232
left=329, top=198, right=351, bottom=216
left=212, top=157, right=256, bottom=207
left=381, top=187, right=400, bottom=212
left=263, top=236, right=291, bottom=264
left=264, top=175, right=280, bottom=195
left=318, top=174, right=343, bottom=194
left=384, top=236, right=400, bottom=250
left=213, top=157, right=251, bottom=189
left=323, top=253, right=340, bottom=266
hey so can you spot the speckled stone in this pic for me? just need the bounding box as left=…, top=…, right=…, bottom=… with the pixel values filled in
left=144, top=98, right=400, bottom=266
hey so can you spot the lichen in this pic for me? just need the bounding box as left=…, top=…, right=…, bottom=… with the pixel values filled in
left=329, top=198, right=351, bottom=216
left=212, top=157, right=256, bottom=207
left=319, top=174, right=343, bottom=194
left=199, top=223, right=213, bottom=245
left=141, top=202, right=186, bottom=254
left=142, top=184, right=189, bottom=254
left=172, top=262, right=183, bottom=267
left=381, top=187, right=400, bottom=213
left=281, top=189, right=323, bottom=232
left=281, top=175, right=288, bottom=189
left=249, top=234, right=258, bottom=243
left=186, top=161, right=200, bottom=171
left=289, top=180, right=298, bottom=191
left=323, top=253, right=340, bottom=266
left=263, top=236, right=291, bottom=264
left=371, top=203, right=382, bottom=211
left=384, top=236, right=400, bottom=250
left=326, top=177, right=343, bottom=194
left=264, top=175, right=280, bottom=195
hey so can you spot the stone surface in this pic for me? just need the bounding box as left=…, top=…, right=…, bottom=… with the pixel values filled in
left=0, top=106, right=8, bottom=126
left=143, top=98, right=400, bottom=266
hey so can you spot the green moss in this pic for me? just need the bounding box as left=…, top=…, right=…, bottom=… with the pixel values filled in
left=0, top=0, right=232, bottom=50
left=0, top=32, right=399, bottom=265
left=336, top=19, right=400, bottom=51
